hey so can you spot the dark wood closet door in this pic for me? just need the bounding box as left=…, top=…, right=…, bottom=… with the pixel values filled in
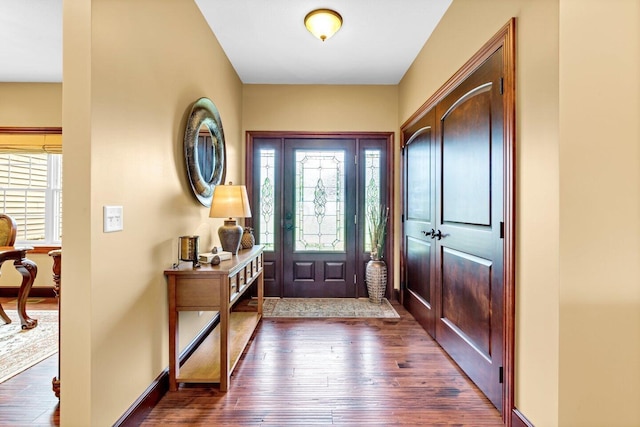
left=434, top=48, right=505, bottom=411
left=402, top=108, right=437, bottom=337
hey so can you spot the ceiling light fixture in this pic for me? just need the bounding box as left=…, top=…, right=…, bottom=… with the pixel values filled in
left=304, top=9, right=343, bottom=42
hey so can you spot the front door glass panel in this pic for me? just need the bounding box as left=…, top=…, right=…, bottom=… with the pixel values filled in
left=294, top=150, right=345, bottom=252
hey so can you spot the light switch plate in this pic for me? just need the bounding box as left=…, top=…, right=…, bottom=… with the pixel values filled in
left=103, top=205, right=123, bottom=232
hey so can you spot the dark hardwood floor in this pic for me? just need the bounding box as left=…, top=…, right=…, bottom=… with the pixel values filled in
left=0, top=297, right=60, bottom=426
left=142, top=302, right=503, bottom=426
left=0, top=300, right=503, bottom=426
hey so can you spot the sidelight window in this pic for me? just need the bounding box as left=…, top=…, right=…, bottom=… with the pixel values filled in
left=258, top=148, right=276, bottom=251
left=364, top=149, right=381, bottom=252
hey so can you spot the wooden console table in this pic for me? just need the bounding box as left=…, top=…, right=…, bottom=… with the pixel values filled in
left=164, top=245, right=263, bottom=392
left=0, top=246, right=38, bottom=330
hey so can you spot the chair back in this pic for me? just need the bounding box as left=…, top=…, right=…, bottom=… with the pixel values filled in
left=0, top=214, right=17, bottom=246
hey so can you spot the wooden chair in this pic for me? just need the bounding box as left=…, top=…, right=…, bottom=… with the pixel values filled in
left=0, top=214, right=18, bottom=324
left=0, top=213, right=17, bottom=246
left=0, top=214, right=38, bottom=329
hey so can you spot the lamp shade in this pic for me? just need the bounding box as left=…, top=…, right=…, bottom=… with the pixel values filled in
left=209, top=184, right=251, bottom=255
left=304, top=9, right=342, bottom=41
left=209, top=184, right=252, bottom=219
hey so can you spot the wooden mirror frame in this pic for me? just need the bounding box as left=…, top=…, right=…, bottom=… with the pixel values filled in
left=184, top=97, right=226, bottom=206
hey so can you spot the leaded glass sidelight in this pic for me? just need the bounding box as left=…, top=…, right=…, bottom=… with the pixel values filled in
left=258, top=149, right=275, bottom=251
left=294, top=150, right=345, bottom=251
left=365, top=149, right=381, bottom=252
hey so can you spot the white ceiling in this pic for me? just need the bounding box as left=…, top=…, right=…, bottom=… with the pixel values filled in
left=0, top=0, right=452, bottom=85
left=0, top=0, right=63, bottom=82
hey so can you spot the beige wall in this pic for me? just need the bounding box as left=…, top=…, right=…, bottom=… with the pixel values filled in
left=243, top=84, right=398, bottom=133
left=0, top=83, right=61, bottom=126
left=399, top=0, right=560, bottom=425
left=558, top=0, right=640, bottom=425
left=42, top=0, right=640, bottom=425
left=62, top=0, right=242, bottom=424
left=0, top=83, right=62, bottom=287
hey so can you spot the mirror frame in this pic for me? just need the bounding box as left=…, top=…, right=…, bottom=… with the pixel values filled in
left=184, top=97, right=226, bottom=206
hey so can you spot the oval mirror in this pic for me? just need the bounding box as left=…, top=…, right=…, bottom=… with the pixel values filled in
left=184, top=98, right=226, bottom=206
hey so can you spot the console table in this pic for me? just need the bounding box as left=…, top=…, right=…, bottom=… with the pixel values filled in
left=164, top=245, right=263, bottom=392
left=0, top=246, right=38, bottom=330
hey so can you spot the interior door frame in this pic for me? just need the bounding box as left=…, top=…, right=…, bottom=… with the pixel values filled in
left=400, top=19, right=516, bottom=425
left=246, top=131, right=395, bottom=299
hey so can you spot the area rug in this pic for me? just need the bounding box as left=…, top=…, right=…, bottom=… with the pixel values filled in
left=262, top=298, right=400, bottom=319
left=0, top=310, right=58, bottom=384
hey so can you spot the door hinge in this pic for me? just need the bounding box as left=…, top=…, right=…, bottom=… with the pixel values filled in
left=355, top=214, right=357, bottom=225
left=499, top=221, right=504, bottom=239
left=401, top=213, right=405, bottom=223
left=499, top=366, right=504, bottom=383
left=354, top=274, right=357, bottom=285
left=355, top=155, right=358, bottom=165
left=499, top=77, right=504, bottom=95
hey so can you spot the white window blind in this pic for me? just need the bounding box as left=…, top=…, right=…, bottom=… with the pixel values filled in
left=0, top=153, right=62, bottom=245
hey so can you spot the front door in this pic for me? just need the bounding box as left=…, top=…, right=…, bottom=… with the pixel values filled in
left=282, top=139, right=356, bottom=297
left=248, top=133, right=391, bottom=299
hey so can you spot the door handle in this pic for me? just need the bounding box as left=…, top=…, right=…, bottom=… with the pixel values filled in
left=422, top=229, right=436, bottom=239
left=434, top=229, right=443, bottom=240
left=284, top=212, right=294, bottom=230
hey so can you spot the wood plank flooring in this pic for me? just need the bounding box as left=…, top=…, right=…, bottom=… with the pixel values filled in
left=142, top=302, right=503, bottom=426
left=0, top=300, right=503, bottom=426
left=0, top=297, right=59, bottom=426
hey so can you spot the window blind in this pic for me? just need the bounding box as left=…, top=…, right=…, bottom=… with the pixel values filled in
left=0, top=134, right=62, bottom=154
left=0, top=129, right=63, bottom=245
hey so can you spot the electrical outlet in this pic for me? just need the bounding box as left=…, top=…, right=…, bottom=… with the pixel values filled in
left=103, top=205, right=123, bottom=232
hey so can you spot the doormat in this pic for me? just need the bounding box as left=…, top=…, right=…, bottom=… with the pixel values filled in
left=261, top=298, right=400, bottom=319
left=0, top=310, right=58, bottom=384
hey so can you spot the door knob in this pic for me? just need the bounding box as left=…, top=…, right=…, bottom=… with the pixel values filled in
left=422, top=229, right=436, bottom=239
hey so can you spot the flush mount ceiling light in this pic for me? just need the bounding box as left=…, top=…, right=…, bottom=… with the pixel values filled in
left=304, top=9, right=343, bottom=42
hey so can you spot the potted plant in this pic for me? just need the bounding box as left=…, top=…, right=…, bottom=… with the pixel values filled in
left=366, top=205, right=389, bottom=304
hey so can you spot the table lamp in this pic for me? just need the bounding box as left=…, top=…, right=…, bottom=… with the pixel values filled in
left=209, top=182, right=252, bottom=255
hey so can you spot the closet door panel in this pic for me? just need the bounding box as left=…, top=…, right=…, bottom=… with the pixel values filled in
left=402, top=109, right=437, bottom=337
left=434, top=48, right=504, bottom=411
left=441, top=248, right=492, bottom=357
left=441, top=88, right=492, bottom=226
left=406, top=236, right=432, bottom=304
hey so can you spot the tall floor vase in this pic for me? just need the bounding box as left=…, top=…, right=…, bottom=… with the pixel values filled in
left=365, top=258, right=387, bottom=304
